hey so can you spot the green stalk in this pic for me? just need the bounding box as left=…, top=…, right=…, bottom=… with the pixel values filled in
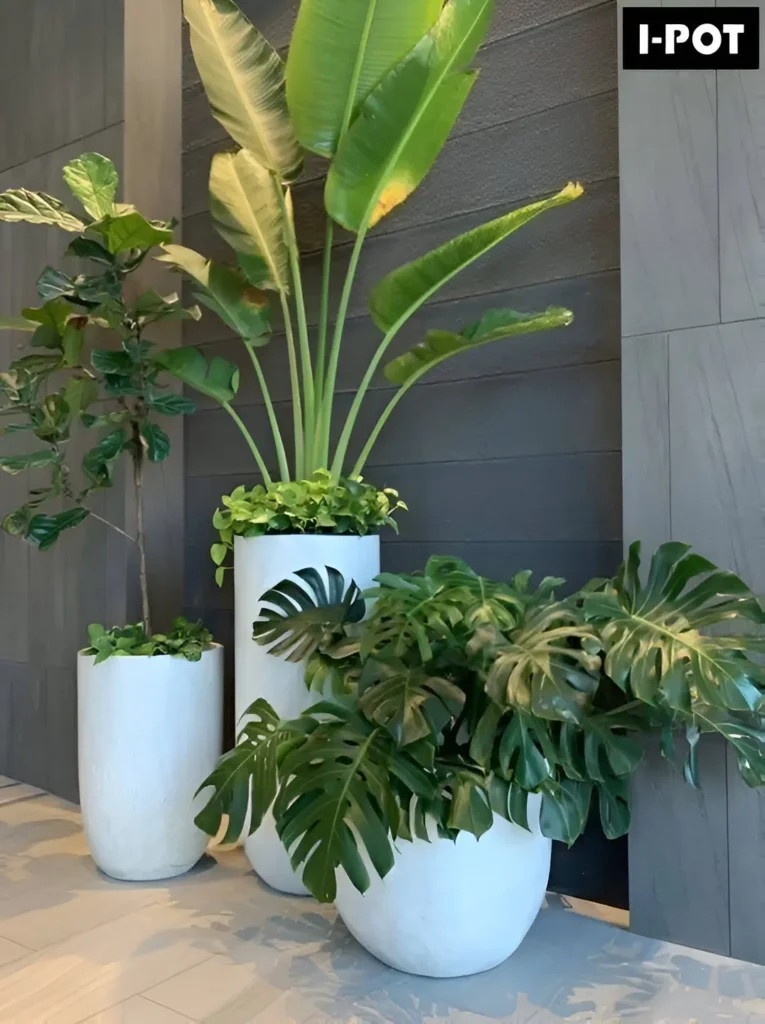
left=330, top=319, right=398, bottom=478
left=319, top=0, right=378, bottom=478
left=277, top=185, right=315, bottom=475
left=322, top=227, right=368, bottom=478
left=243, top=340, right=290, bottom=482
left=314, top=216, right=334, bottom=442
left=222, top=401, right=272, bottom=487
left=349, top=369, right=422, bottom=479
left=279, top=292, right=304, bottom=479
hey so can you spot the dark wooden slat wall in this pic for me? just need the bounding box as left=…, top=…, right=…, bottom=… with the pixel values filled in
left=0, top=1, right=126, bottom=800
left=182, top=2, right=623, bottom=903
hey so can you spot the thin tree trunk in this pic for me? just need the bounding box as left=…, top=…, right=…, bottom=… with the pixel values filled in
left=133, top=443, right=151, bottom=636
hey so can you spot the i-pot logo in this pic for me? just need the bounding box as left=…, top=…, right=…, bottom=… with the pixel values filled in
left=623, top=8, right=760, bottom=70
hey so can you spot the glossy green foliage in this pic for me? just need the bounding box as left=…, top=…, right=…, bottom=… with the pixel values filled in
left=286, top=0, right=442, bottom=158
left=210, top=471, right=406, bottom=586
left=197, top=544, right=765, bottom=901
left=0, top=153, right=199, bottom=554
left=83, top=618, right=214, bottom=665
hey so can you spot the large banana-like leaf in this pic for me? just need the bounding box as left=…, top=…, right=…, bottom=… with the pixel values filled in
left=286, top=0, right=442, bottom=158
left=384, top=307, right=574, bottom=386
left=583, top=542, right=765, bottom=714
left=209, top=150, right=290, bottom=292
left=325, top=0, right=493, bottom=232
left=0, top=189, right=85, bottom=232
left=184, top=0, right=301, bottom=181
left=252, top=566, right=365, bottom=662
left=157, top=243, right=271, bottom=340
left=275, top=702, right=434, bottom=902
left=370, top=182, right=583, bottom=332
left=357, top=657, right=466, bottom=746
left=153, top=346, right=240, bottom=405
left=194, top=699, right=310, bottom=843
left=481, top=602, right=602, bottom=723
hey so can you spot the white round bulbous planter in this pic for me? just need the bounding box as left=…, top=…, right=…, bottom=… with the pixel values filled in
left=335, top=803, right=552, bottom=978
left=78, top=646, right=223, bottom=882
left=235, top=533, right=380, bottom=895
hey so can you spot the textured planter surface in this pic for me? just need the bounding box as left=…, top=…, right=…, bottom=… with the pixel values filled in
left=335, top=804, right=551, bottom=978
left=235, top=533, right=380, bottom=894
left=78, top=646, right=223, bottom=881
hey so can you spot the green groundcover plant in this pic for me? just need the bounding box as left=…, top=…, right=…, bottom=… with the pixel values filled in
left=160, top=0, right=582, bottom=546
left=196, top=542, right=765, bottom=902
left=84, top=620, right=214, bottom=664
left=0, top=153, right=213, bottom=657
left=211, top=471, right=407, bottom=586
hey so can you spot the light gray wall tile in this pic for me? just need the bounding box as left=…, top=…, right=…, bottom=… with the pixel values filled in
left=629, top=735, right=731, bottom=956
left=619, top=1, right=718, bottom=336
left=669, top=321, right=765, bottom=593
left=622, top=333, right=670, bottom=554
left=719, top=0, right=765, bottom=322
left=728, top=744, right=765, bottom=965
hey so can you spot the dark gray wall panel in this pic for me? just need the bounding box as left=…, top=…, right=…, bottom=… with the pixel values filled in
left=182, top=176, right=620, bottom=353
left=184, top=92, right=618, bottom=256
left=185, top=361, right=621, bottom=480
left=182, top=1, right=621, bottom=904
left=184, top=5, right=616, bottom=187
left=190, top=271, right=621, bottom=410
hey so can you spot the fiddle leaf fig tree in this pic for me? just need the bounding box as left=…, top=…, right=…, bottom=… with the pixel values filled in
left=0, top=152, right=221, bottom=645
left=163, top=0, right=583, bottom=495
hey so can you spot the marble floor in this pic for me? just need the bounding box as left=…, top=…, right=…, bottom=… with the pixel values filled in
left=0, top=779, right=763, bottom=1023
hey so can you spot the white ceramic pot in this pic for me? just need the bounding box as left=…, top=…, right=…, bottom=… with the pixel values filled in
left=335, top=802, right=552, bottom=978
left=78, top=646, right=223, bottom=882
left=235, top=533, right=380, bottom=894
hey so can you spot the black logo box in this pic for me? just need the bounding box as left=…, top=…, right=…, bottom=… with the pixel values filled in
left=623, top=7, right=760, bottom=70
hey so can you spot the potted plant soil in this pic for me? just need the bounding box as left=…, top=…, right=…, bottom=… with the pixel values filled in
left=197, top=543, right=765, bottom=976
left=156, top=0, right=583, bottom=892
left=0, top=154, right=225, bottom=881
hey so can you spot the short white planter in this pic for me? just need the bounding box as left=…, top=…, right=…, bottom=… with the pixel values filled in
left=78, top=646, right=223, bottom=882
left=235, top=533, right=380, bottom=894
left=335, top=803, right=552, bottom=978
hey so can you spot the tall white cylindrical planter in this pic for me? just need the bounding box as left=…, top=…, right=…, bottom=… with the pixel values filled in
left=78, top=646, right=223, bottom=882
left=235, top=534, right=380, bottom=893
left=335, top=803, right=551, bottom=978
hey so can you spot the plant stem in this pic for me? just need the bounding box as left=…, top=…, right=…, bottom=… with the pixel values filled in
left=322, top=228, right=368, bottom=479
left=348, top=376, right=413, bottom=479
left=277, top=184, right=315, bottom=475
left=85, top=508, right=136, bottom=544
left=222, top=402, right=273, bottom=486
left=132, top=435, right=151, bottom=637
left=314, top=217, right=334, bottom=435
left=331, top=321, right=398, bottom=478
left=318, top=0, right=378, bottom=477
left=279, top=292, right=304, bottom=479
left=243, top=341, right=290, bottom=482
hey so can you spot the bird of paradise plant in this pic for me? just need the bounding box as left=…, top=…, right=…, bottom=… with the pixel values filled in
left=158, top=0, right=583, bottom=495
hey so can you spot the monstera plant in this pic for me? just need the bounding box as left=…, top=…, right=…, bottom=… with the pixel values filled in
left=160, top=0, right=581, bottom=517
left=197, top=543, right=765, bottom=908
